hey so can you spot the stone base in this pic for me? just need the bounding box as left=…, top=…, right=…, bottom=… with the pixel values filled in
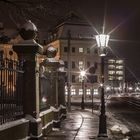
left=0, top=119, right=29, bottom=140
left=29, top=118, right=42, bottom=140
left=53, top=120, right=61, bottom=128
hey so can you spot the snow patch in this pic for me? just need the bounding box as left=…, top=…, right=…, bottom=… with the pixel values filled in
left=60, top=104, right=66, bottom=109
left=50, top=106, right=60, bottom=112
left=40, top=108, right=52, bottom=117
left=22, top=20, right=37, bottom=31
left=25, top=115, right=41, bottom=123
left=52, top=127, right=60, bottom=131
left=110, top=124, right=130, bottom=135
left=0, top=119, right=29, bottom=131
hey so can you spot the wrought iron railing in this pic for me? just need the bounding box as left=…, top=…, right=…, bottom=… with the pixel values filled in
left=0, top=57, right=24, bottom=125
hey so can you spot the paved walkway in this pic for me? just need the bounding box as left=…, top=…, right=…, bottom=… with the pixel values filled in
left=43, top=108, right=111, bottom=140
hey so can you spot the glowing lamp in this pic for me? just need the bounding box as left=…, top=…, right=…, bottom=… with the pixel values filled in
left=95, top=34, right=110, bottom=56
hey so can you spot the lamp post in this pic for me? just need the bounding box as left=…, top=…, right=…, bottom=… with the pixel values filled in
left=80, top=70, right=86, bottom=109
left=95, top=34, right=110, bottom=137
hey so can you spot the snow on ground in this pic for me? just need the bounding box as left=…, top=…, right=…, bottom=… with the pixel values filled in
left=107, top=111, right=132, bottom=140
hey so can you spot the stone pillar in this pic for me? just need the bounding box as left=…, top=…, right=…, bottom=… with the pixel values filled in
left=58, top=71, right=67, bottom=120
left=13, top=40, right=43, bottom=139
left=58, top=71, right=66, bottom=106
left=42, top=61, right=59, bottom=107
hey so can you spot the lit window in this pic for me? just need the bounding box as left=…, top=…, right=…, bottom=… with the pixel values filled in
left=108, top=59, right=115, bottom=63
left=108, top=76, right=115, bottom=81
left=116, top=66, right=123, bottom=69
left=71, top=89, right=76, bottom=95
left=116, top=77, right=123, bottom=80
left=65, top=87, right=68, bottom=95
left=79, top=61, right=84, bottom=69
left=79, top=75, right=83, bottom=82
left=86, top=89, right=91, bottom=95
left=108, top=71, right=115, bottom=75
left=79, top=47, right=84, bottom=53
left=108, top=65, right=115, bottom=69
left=79, top=89, right=83, bottom=95
left=116, top=60, right=123, bottom=64
left=94, top=89, right=98, bottom=95
left=116, top=71, right=123, bottom=75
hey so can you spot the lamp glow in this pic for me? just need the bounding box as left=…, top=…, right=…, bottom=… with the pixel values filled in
left=80, top=70, right=86, bottom=77
left=95, top=34, right=110, bottom=47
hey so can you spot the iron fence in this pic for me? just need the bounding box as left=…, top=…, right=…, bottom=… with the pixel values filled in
left=0, top=56, right=24, bottom=125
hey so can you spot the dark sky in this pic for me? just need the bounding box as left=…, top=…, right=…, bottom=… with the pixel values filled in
left=0, top=0, right=140, bottom=81
left=73, top=0, right=140, bottom=82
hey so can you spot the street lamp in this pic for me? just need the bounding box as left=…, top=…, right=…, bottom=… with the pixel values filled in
left=95, top=34, right=110, bottom=137
left=80, top=70, right=86, bottom=109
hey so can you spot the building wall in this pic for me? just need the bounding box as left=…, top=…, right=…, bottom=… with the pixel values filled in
left=57, top=38, right=100, bottom=100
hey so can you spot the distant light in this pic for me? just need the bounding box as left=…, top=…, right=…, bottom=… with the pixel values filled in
left=106, top=86, right=111, bottom=91
left=42, top=97, right=47, bottom=102
left=100, top=83, right=103, bottom=87
left=136, top=87, right=140, bottom=91
left=128, top=87, right=133, bottom=90
left=80, top=70, right=86, bottom=77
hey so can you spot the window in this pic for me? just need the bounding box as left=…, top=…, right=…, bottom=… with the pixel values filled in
left=116, top=71, right=123, bottom=75
left=86, top=89, right=91, bottom=95
left=116, top=60, right=123, bottom=64
left=72, top=47, right=75, bottom=53
left=108, top=76, right=115, bottom=81
left=65, top=87, right=68, bottom=95
left=79, top=75, right=83, bottom=82
left=116, top=66, right=123, bottom=69
left=79, top=61, right=84, bottom=69
left=79, top=89, right=83, bottom=95
left=108, top=59, right=115, bottom=64
left=71, top=89, right=76, bottom=95
left=108, top=65, right=115, bottom=69
left=87, top=61, right=90, bottom=68
left=116, top=76, right=123, bottom=80
left=108, top=71, right=115, bottom=75
left=72, top=75, right=76, bottom=83
left=79, top=47, right=84, bottom=53
left=87, top=48, right=90, bottom=54
left=64, top=47, right=68, bottom=52
left=72, top=61, right=75, bottom=69
left=64, top=61, right=68, bottom=68
left=94, top=89, right=98, bottom=95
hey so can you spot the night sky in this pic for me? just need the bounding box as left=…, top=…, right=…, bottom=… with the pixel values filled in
left=0, top=0, right=140, bottom=81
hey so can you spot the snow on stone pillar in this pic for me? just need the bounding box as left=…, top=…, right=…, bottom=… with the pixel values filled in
left=13, top=20, right=43, bottom=139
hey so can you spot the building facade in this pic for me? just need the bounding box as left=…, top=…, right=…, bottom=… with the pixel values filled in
left=46, top=12, right=125, bottom=101
left=105, top=58, right=125, bottom=94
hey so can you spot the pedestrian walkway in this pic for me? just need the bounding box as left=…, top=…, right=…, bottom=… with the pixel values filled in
left=43, top=107, right=111, bottom=140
